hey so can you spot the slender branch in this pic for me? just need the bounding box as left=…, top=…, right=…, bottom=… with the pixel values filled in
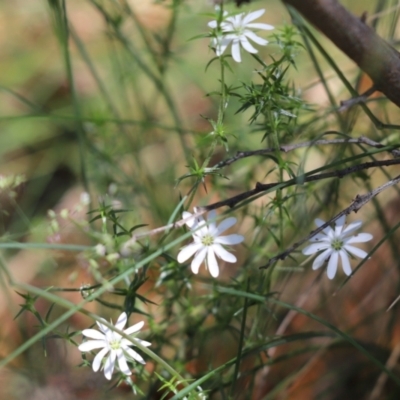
left=120, top=158, right=400, bottom=248
left=338, top=86, right=378, bottom=111
left=214, top=136, right=400, bottom=169
left=260, top=174, right=400, bottom=269
left=202, top=158, right=400, bottom=211
left=282, top=0, right=400, bottom=108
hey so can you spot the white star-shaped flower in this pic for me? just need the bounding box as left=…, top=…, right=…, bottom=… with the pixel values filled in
left=208, top=9, right=274, bottom=62
left=302, top=215, right=373, bottom=279
left=78, top=312, right=151, bottom=380
left=177, top=210, right=244, bottom=278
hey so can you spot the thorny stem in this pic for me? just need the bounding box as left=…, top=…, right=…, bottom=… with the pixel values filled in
left=202, top=158, right=400, bottom=211
left=214, top=136, right=400, bottom=169
left=122, top=157, right=400, bottom=247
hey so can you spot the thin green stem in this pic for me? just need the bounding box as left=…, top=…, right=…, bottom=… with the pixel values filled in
left=89, top=0, right=191, bottom=163
left=230, top=279, right=250, bottom=398
left=59, top=0, right=89, bottom=193
left=218, top=57, right=226, bottom=124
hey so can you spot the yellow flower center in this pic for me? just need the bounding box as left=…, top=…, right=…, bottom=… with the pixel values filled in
left=202, top=234, right=214, bottom=247
left=331, top=237, right=344, bottom=251
left=109, top=337, right=122, bottom=351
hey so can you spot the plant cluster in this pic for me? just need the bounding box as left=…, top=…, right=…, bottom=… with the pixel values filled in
left=2, top=1, right=400, bottom=399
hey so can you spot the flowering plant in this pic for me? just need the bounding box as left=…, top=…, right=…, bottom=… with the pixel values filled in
left=78, top=312, right=151, bottom=380
left=177, top=210, right=244, bottom=277
left=302, top=216, right=373, bottom=279
left=208, top=9, right=274, bottom=62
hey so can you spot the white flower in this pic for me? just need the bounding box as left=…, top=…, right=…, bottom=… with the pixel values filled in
left=302, top=215, right=373, bottom=279
left=78, top=312, right=151, bottom=380
left=177, top=210, right=244, bottom=277
left=208, top=9, right=274, bottom=62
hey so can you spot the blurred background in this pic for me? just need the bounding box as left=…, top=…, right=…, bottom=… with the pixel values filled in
left=1, top=0, right=400, bottom=399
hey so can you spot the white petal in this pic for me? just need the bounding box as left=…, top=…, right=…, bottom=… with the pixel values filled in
left=302, top=242, right=330, bottom=255
left=125, top=347, right=146, bottom=364
left=213, top=244, right=237, bottom=263
left=208, top=20, right=217, bottom=29
left=96, top=319, right=110, bottom=335
left=215, top=234, right=244, bottom=245
left=134, top=338, right=151, bottom=347
left=227, top=14, right=243, bottom=28
left=334, top=215, right=346, bottom=236
left=339, top=250, right=352, bottom=276
left=231, top=40, right=242, bottom=62
left=92, top=347, right=109, bottom=372
left=207, top=210, right=218, bottom=233
left=341, top=220, right=362, bottom=237
left=215, top=217, right=237, bottom=236
left=207, top=248, right=220, bottom=277
left=191, top=247, right=207, bottom=274
left=242, top=9, right=265, bottom=24
left=312, top=249, right=332, bottom=270
left=239, top=36, right=258, bottom=54
left=78, top=340, right=107, bottom=352
left=122, top=337, right=151, bottom=348
left=244, top=30, right=268, bottom=46
left=182, top=211, right=196, bottom=229
left=124, top=321, right=144, bottom=335
left=215, top=37, right=232, bottom=56
left=315, top=219, right=333, bottom=235
left=343, top=245, right=368, bottom=259
left=105, top=329, right=118, bottom=343
left=177, top=243, right=203, bottom=263
left=309, top=233, right=330, bottom=242
left=115, top=312, right=127, bottom=330
left=327, top=252, right=339, bottom=279
left=246, top=22, right=274, bottom=30
left=345, top=233, right=373, bottom=243
left=104, top=351, right=116, bottom=380
left=197, top=221, right=210, bottom=238
left=81, top=329, right=105, bottom=340
left=117, top=351, right=131, bottom=376
left=220, top=24, right=232, bottom=34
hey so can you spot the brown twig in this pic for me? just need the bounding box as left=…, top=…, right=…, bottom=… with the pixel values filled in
left=214, top=136, right=400, bottom=169
left=122, top=157, right=400, bottom=251
left=260, top=174, right=400, bottom=269
left=338, top=86, right=379, bottom=112
left=283, top=0, right=400, bottom=108
left=202, top=158, right=400, bottom=211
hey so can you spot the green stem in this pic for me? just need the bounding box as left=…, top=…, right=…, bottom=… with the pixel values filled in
left=230, top=279, right=250, bottom=398
left=218, top=57, right=226, bottom=125
left=270, top=110, right=284, bottom=252
left=59, top=0, right=89, bottom=194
